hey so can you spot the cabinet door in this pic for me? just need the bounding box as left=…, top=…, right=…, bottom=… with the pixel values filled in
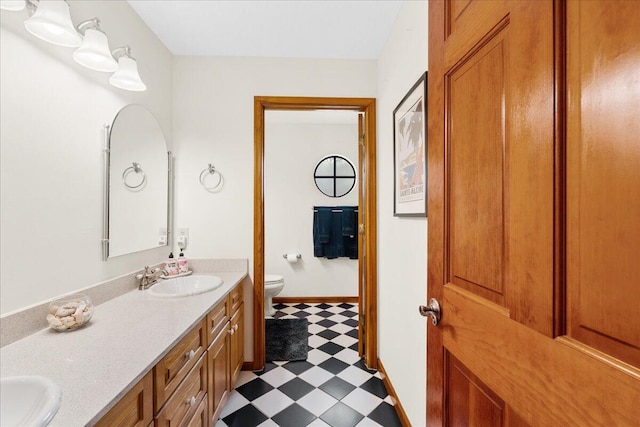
left=95, top=371, right=153, bottom=427
left=208, top=326, right=230, bottom=425
left=229, top=303, right=244, bottom=388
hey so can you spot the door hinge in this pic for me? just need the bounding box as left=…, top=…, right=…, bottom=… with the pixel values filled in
left=358, top=223, right=365, bottom=235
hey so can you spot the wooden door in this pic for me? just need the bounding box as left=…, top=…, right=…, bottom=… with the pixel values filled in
left=427, top=0, right=640, bottom=425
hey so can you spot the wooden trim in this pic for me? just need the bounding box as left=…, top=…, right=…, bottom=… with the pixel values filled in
left=273, top=296, right=358, bottom=304
left=377, top=358, right=412, bottom=427
left=253, top=98, right=266, bottom=371
left=553, top=0, right=567, bottom=338
left=254, top=96, right=378, bottom=371
left=427, top=1, right=446, bottom=425
left=364, top=100, right=378, bottom=370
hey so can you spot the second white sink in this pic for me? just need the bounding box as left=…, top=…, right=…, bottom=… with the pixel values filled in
left=0, top=376, right=61, bottom=427
left=148, top=275, right=223, bottom=297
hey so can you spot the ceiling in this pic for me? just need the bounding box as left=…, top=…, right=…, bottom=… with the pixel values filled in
left=127, top=0, right=403, bottom=59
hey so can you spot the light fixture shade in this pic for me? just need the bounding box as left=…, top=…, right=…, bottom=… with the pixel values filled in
left=109, top=56, right=146, bottom=91
left=73, top=28, right=118, bottom=72
left=24, top=0, right=81, bottom=47
left=0, top=0, right=25, bottom=11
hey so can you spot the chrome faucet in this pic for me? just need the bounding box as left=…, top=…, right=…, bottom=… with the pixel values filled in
left=135, top=266, right=165, bottom=290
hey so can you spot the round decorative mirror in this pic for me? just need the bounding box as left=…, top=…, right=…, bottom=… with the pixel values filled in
left=314, top=155, right=356, bottom=198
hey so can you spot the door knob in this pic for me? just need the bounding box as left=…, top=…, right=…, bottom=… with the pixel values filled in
left=419, top=298, right=441, bottom=326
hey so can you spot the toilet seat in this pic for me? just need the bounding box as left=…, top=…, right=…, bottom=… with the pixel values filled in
left=265, top=274, right=284, bottom=285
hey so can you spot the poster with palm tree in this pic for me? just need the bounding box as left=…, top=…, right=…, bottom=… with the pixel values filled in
left=393, top=72, right=427, bottom=217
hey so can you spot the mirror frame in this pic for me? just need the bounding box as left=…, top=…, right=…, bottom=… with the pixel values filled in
left=102, top=106, right=172, bottom=261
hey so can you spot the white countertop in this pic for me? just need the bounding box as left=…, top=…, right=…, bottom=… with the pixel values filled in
left=0, top=271, right=246, bottom=427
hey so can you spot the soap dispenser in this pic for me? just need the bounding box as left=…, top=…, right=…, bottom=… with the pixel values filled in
left=165, top=252, right=178, bottom=276
left=178, top=250, right=189, bottom=274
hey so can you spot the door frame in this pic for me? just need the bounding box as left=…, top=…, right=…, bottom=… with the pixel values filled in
left=252, top=96, right=378, bottom=371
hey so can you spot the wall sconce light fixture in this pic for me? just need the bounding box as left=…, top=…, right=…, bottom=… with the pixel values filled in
left=23, top=0, right=82, bottom=47
left=73, top=18, right=118, bottom=72
left=109, top=46, right=146, bottom=92
left=4, top=0, right=147, bottom=92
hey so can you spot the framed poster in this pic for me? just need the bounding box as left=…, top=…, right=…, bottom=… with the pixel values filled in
left=393, top=72, right=427, bottom=217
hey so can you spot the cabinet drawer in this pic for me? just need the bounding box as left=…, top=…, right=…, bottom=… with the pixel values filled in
left=229, top=284, right=243, bottom=313
left=155, top=354, right=208, bottom=427
left=95, top=371, right=153, bottom=427
left=184, top=395, right=208, bottom=427
left=205, top=296, right=229, bottom=348
left=154, top=319, right=206, bottom=411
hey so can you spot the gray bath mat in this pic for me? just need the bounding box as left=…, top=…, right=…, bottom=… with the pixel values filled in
left=266, top=318, right=309, bottom=361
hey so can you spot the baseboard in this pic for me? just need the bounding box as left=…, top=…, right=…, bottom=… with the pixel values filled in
left=377, top=358, right=412, bottom=427
left=242, top=361, right=260, bottom=371
left=273, top=296, right=358, bottom=304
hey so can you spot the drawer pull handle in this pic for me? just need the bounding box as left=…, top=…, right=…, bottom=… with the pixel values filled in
left=229, top=328, right=235, bottom=336
left=185, top=396, right=196, bottom=406
left=185, top=350, right=196, bottom=360
left=234, top=324, right=239, bottom=331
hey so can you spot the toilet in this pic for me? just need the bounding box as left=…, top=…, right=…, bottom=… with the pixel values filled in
left=264, top=274, right=285, bottom=316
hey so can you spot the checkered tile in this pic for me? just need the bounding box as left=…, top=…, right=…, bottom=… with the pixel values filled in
left=216, top=303, right=402, bottom=427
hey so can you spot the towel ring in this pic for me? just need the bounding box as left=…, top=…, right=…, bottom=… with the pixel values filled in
left=122, top=162, right=146, bottom=189
left=199, top=163, right=224, bottom=191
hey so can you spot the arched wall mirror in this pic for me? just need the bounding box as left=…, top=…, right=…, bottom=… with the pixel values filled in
left=103, top=104, right=171, bottom=260
left=314, top=154, right=357, bottom=197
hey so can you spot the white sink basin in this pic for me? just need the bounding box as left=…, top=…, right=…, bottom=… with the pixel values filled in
left=0, top=376, right=61, bottom=427
left=148, top=275, right=223, bottom=297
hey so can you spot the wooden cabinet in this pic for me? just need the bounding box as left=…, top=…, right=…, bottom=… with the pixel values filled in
left=207, top=285, right=244, bottom=426
left=95, top=371, right=153, bottom=427
left=96, top=282, right=244, bottom=427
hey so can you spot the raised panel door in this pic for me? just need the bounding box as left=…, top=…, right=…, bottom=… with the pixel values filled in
left=208, top=326, right=230, bottom=425
left=566, top=0, right=640, bottom=367
left=428, top=0, right=640, bottom=425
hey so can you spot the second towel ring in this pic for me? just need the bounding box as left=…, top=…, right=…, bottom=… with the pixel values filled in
left=122, top=162, right=146, bottom=189
left=199, top=163, right=224, bottom=191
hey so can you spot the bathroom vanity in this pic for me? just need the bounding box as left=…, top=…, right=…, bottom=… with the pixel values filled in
left=96, top=281, right=244, bottom=426
left=0, top=264, right=247, bottom=427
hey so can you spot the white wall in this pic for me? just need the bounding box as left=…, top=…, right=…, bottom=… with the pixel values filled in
left=172, top=56, right=377, bottom=360
left=0, top=1, right=173, bottom=314
left=264, top=117, right=359, bottom=298
left=377, top=1, right=428, bottom=425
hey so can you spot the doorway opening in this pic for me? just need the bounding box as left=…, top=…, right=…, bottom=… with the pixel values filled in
left=253, top=96, right=378, bottom=371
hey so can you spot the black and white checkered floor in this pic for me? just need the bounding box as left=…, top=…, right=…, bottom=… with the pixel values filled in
left=215, top=302, right=402, bottom=427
